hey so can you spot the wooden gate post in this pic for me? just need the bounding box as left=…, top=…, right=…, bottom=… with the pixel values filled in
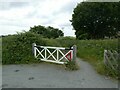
left=72, top=45, right=77, bottom=61
left=32, top=43, right=37, bottom=58
left=104, top=50, right=107, bottom=65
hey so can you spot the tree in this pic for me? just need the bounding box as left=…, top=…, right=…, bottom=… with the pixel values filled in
left=47, top=26, right=64, bottom=38
left=29, top=25, right=64, bottom=39
left=71, top=2, right=119, bottom=39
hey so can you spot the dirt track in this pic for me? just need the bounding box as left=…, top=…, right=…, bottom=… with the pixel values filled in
left=1, top=58, right=118, bottom=88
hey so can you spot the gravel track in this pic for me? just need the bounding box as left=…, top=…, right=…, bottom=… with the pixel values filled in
left=1, top=58, right=118, bottom=88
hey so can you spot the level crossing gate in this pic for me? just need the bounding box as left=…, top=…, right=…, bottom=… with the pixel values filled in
left=32, top=43, right=76, bottom=64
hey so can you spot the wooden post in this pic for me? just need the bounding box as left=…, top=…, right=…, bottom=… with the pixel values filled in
left=45, top=47, right=47, bottom=60
left=57, top=49, right=59, bottom=61
left=72, top=45, right=77, bottom=61
left=32, top=43, right=36, bottom=58
left=104, top=50, right=107, bottom=65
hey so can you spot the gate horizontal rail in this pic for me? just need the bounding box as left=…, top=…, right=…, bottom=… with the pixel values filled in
left=34, top=45, right=73, bottom=50
left=32, top=43, right=77, bottom=64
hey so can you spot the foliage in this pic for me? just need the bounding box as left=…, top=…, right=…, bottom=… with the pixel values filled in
left=2, top=32, right=46, bottom=64
left=29, top=25, right=64, bottom=39
left=43, top=38, right=61, bottom=47
left=65, top=61, right=79, bottom=70
left=57, top=36, right=76, bottom=40
left=57, top=38, right=118, bottom=78
left=2, top=32, right=118, bottom=78
left=71, top=2, right=120, bottom=39
left=56, top=36, right=77, bottom=47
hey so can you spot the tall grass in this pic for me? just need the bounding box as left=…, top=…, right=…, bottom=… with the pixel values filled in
left=56, top=38, right=118, bottom=78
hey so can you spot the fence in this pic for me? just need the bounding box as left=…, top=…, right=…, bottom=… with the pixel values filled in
left=32, top=43, right=77, bottom=64
left=104, top=50, right=119, bottom=71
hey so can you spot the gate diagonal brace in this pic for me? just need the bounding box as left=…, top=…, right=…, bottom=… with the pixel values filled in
left=46, top=49, right=57, bottom=61
left=58, top=50, right=73, bottom=61
left=36, top=48, right=45, bottom=59
left=32, top=43, right=76, bottom=64
left=36, top=48, right=45, bottom=57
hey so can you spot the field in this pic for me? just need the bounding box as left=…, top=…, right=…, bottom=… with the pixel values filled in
left=1, top=32, right=118, bottom=78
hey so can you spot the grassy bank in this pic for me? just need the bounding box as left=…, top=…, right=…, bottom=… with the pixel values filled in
left=56, top=37, right=118, bottom=78
left=76, top=39, right=118, bottom=78
left=2, top=33, right=118, bottom=78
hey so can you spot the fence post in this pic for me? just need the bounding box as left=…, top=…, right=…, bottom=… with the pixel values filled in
left=32, top=43, right=36, bottom=58
left=104, top=50, right=107, bottom=65
left=72, top=45, right=77, bottom=61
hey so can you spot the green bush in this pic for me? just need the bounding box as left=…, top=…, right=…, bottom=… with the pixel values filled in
left=2, top=32, right=46, bottom=64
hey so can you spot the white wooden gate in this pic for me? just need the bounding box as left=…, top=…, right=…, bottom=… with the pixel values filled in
left=32, top=43, right=76, bottom=64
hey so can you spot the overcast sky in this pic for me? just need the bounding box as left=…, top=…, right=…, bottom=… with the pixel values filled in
left=0, top=0, right=84, bottom=36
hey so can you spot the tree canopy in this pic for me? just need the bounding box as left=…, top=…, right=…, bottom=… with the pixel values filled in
left=71, top=2, right=120, bottom=39
left=29, top=25, right=64, bottom=39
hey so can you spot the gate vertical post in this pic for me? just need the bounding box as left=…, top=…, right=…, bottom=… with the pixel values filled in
left=45, top=48, right=47, bottom=60
left=32, top=43, right=37, bottom=58
left=104, top=50, right=107, bottom=65
left=73, top=45, right=77, bottom=61
left=57, top=49, right=59, bottom=61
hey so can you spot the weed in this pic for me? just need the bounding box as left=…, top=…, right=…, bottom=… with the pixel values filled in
left=65, top=61, right=79, bottom=70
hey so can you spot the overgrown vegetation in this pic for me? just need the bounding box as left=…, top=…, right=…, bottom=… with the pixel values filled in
left=2, top=31, right=118, bottom=78
left=55, top=37, right=118, bottom=78
left=65, top=61, right=79, bottom=70
left=69, top=2, right=119, bottom=78
left=76, top=39, right=118, bottom=78
left=2, top=32, right=46, bottom=64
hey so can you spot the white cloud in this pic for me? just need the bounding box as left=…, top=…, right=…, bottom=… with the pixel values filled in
left=0, top=0, right=83, bottom=36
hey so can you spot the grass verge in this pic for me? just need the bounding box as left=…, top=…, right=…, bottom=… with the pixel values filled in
left=56, top=38, right=118, bottom=78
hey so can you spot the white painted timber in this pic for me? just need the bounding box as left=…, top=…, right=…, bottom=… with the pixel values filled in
left=32, top=43, right=75, bottom=64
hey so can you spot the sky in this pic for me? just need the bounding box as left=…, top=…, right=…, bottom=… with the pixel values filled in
left=0, top=0, right=84, bottom=36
